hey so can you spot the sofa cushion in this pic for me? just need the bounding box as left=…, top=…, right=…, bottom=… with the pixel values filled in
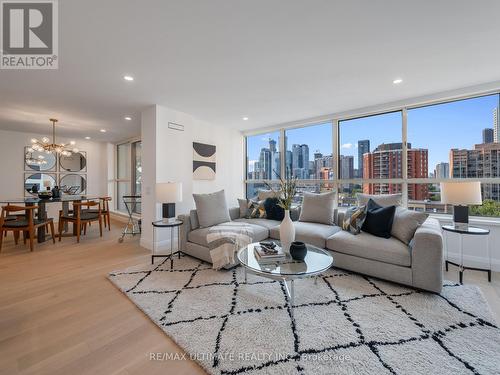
left=391, top=207, right=428, bottom=244
left=299, top=191, right=335, bottom=225
left=193, top=190, right=231, bottom=228
left=188, top=223, right=269, bottom=247
left=357, top=193, right=402, bottom=207
left=270, top=221, right=341, bottom=248
left=326, top=231, right=411, bottom=267
left=234, top=218, right=281, bottom=230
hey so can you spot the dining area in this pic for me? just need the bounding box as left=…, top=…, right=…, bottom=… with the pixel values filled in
left=0, top=120, right=114, bottom=253
left=0, top=195, right=112, bottom=252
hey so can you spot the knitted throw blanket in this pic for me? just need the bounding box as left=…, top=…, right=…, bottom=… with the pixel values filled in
left=207, top=222, right=254, bottom=269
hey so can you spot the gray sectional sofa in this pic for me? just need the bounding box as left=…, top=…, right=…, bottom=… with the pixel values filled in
left=178, top=199, right=444, bottom=293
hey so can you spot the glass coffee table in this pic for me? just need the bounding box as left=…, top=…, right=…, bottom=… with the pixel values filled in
left=237, top=242, right=333, bottom=314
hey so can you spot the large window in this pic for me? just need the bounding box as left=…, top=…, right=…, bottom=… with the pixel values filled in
left=244, top=92, right=500, bottom=217
left=339, top=112, right=403, bottom=206
left=407, top=94, right=500, bottom=216
left=246, top=131, right=281, bottom=181
left=284, top=122, right=332, bottom=180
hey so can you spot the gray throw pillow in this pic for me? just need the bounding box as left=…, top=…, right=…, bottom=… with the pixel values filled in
left=299, top=191, right=335, bottom=225
left=357, top=193, right=402, bottom=207
left=238, top=198, right=249, bottom=218
left=342, top=206, right=367, bottom=235
left=391, top=207, right=428, bottom=244
left=192, top=190, right=231, bottom=228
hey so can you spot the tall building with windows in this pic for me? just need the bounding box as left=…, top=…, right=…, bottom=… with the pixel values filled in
left=450, top=142, right=500, bottom=201
left=363, top=143, right=428, bottom=200
left=434, top=162, right=450, bottom=179
left=494, top=107, right=499, bottom=143
left=291, top=144, right=310, bottom=178
left=314, top=154, right=333, bottom=180
left=483, top=128, right=494, bottom=144
left=340, top=155, right=354, bottom=179
left=357, top=140, right=370, bottom=178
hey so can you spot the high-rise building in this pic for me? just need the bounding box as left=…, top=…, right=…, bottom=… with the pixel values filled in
left=434, top=162, right=450, bottom=179
left=494, top=107, right=499, bottom=143
left=258, top=148, right=272, bottom=179
left=357, top=140, right=370, bottom=178
left=450, top=142, right=500, bottom=201
left=340, top=155, right=354, bottom=179
left=483, top=128, right=494, bottom=144
left=363, top=143, right=428, bottom=200
left=285, top=150, right=292, bottom=177
left=291, top=144, right=310, bottom=178
left=314, top=154, right=333, bottom=180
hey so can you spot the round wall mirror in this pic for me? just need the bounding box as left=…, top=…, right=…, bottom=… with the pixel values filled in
left=24, top=173, right=56, bottom=195
left=25, top=147, right=56, bottom=171
left=60, top=174, right=87, bottom=195
left=60, top=152, right=87, bottom=172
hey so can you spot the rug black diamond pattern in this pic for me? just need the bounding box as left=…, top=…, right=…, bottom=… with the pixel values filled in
left=109, top=254, right=500, bottom=375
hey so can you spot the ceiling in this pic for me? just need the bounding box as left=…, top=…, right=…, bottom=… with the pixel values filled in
left=1, top=0, right=500, bottom=142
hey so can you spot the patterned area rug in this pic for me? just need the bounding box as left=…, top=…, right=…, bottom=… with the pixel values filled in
left=108, top=255, right=500, bottom=375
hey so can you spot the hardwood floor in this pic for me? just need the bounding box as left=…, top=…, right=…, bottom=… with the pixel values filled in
left=0, top=222, right=498, bottom=375
left=0, top=220, right=205, bottom=375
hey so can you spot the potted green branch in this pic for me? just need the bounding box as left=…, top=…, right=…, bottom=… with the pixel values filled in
left=266, top=173, right=297, bottom=253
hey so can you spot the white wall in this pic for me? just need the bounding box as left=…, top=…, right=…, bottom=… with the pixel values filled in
left=140, top=105, right=244, bottom=250
left=0, top=128, right=109, bottom=219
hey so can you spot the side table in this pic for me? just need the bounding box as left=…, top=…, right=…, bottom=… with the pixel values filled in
left=152, top=219, right=183, bottom=269
left=442, top=224, right=491, bottom=284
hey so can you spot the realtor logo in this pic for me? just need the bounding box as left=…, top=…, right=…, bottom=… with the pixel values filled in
left=1, top=0, right=58, bottom=69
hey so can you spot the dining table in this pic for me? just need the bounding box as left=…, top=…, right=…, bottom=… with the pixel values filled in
left=0, top=196, right=100, bottom=242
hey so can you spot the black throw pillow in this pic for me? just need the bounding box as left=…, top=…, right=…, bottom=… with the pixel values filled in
left=361, top=199, right=396, bottom=238
left=263, top=197, right=285, bottom=221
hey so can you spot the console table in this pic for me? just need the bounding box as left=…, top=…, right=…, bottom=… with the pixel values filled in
left=152, top=219, right=183, bottom=269
left=442, top=224, right=491, bottom=283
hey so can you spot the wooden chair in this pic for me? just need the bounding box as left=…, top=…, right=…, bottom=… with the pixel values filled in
left=0, top=205, right=55, bottom=252
left=59, top=201, right=103, bottom=243
left=83, top=197, right=112, bottom=231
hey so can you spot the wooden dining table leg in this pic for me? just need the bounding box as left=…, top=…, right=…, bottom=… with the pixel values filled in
left=37, top=201, right=47, bottom=243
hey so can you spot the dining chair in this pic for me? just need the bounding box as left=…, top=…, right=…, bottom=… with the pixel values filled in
left=0, top=204, right=56, bottom=252
left=59, top=200, right=103, bottom=243
left=82, top=197, right=112, bottom=231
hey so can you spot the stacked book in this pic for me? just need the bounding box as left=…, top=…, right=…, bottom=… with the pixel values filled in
left=254, top=242, right=286, bottom=263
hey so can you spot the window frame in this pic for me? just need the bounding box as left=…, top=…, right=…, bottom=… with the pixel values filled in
left=244, top=90, right=500, bottom=218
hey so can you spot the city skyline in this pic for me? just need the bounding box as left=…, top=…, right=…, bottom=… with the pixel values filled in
left=247, top=94, right=499, bottom=176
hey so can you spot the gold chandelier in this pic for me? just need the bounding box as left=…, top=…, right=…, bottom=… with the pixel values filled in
left=28, top=118, right=79, bottom=157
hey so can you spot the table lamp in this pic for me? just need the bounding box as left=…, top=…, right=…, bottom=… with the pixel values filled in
left=156, top=182, right=182, bottom=221
left=440, top=181, right=482, bottom=228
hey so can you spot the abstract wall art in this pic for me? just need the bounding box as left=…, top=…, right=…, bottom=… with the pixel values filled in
left=193, top=142, right=216, bottom=180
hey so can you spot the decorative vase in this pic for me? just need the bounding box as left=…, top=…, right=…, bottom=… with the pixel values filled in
left=280, top=209, right=295, bottom=254
left=290, top=241, right=307, bottom=261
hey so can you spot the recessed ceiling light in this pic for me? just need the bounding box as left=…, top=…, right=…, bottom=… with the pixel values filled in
left=242, top=117, right=249, bottom=121
left=124, top=116, right=132, bottom=121
left=85, top=136, right=91, bottom=140
left=100, top=129, right=107, bottom=133
left=123, top=75, right=134, bottom=81
left=393, top=78, right=403, bottom=84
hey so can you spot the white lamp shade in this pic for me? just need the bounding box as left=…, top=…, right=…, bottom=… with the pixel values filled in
left=156, top=182, right=182, bottom=203
left=440, top=181, right=482, bottom=205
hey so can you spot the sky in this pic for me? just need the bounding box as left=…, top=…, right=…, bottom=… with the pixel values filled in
left=247, top=94, right=499, bottom=174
